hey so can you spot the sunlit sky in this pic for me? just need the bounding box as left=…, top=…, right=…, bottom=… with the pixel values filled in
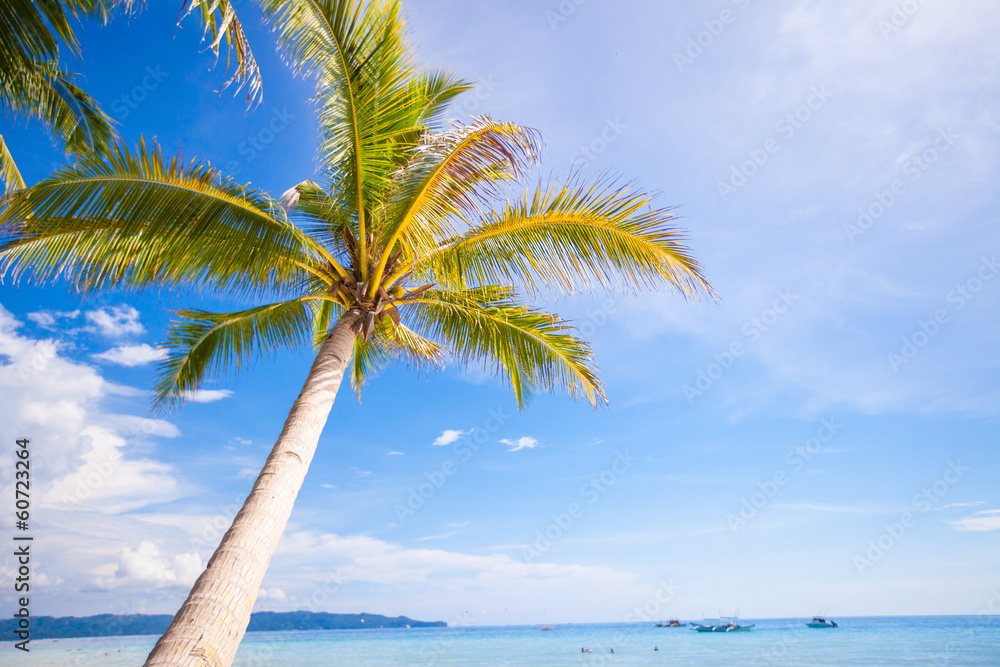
left=1, top=0, right=999, bottom=626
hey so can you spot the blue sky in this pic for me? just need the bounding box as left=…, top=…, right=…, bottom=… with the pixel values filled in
left=1, top=0, right=999, bottom=625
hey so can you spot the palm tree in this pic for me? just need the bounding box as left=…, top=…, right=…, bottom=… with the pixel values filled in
left=0, top=1, right=712, bottom=665
left=0, top=0, right=260, bottom=194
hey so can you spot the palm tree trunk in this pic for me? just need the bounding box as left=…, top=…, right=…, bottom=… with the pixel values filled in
left=143, top=309, right=362, bottom=667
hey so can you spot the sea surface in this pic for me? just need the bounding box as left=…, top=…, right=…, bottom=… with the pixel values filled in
left=4, top=616, right=999, bottom=666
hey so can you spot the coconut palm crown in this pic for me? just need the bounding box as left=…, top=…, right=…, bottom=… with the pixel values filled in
left=0, top=1, right=711, bottom=665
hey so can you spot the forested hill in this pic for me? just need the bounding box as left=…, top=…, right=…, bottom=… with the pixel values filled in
left=2, top=611, right=446, bottom=640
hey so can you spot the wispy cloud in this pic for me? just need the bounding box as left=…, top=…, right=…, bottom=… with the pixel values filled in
left=938, top=501, right=985, bottom=511
left=432, top=429, right=467, bottom=446
left=27, top=309, right=80, bottom=331
left=386, top=451, right=405, bottom=456
left=182, top=389, right=234, bottom=403
left=500, top=436, right=538, bottom=452
left=769, top=502, right=888, bottom=515
left=272, top=530, right=636, bottom=590
left=92, top=343, right=166, bottom=367
left=86, top=306, right=145, bottom=337
left=413, top=531, right=458, bottom=542
left=948, top=509, right=1000, bottom=532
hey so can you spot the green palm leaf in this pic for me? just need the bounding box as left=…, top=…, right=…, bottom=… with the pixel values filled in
left=0, top=135, right=26, bottom=195
left=1, top=60, right=116, bottom=155
left=350, top=312, right=444, bottom=392
left=406, top=286, right=604, bottom=408
left=180, top=0, right=263, bottom=103
left=156, top=299, right=314, bottom=408
left=0, top=0, right=78, bottom=72
left=424, top=177, right=713, bottom=298
left=369, top=117, right=542, bottom=294
left=265, top=0, right=470, bottom=280
left=0, top=139, right=316, bottom=298
left=406, top=70, right=473, bottom=132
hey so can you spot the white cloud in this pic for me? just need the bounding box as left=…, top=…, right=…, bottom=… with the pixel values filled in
left=114, top=541, right=203, bottom=588
left=27, top=309, right=80, bottom=330
left=86, top=306, right=144, bottom=337
left=413, top=531, right=458, bottom=542
left=273, top=530, right=635, bottom=590
left=0, top=304, right=185, bottom=516
left=257, top=587, right=287, bottom=601
left=500, top=436, right=538, bottom=452
left=183, top=389, right=234, bottom=403
left=432, top=429, right=467, bottom=446
left=92, top=343, right=167, bottom=367
left=43, top=426, right=182, bottom=514
left=938, top=501, right=985, bottom=510
left=949, top=509, right=1000, bottom=532
left=100, top=414, right=181, bottom=439
left=386, top=451, right=405, bottom=456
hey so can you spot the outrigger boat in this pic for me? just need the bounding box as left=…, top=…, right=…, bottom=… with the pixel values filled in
left=693, top=611, right=754, bottom=632
left=806, top=617, right=838, bottom=628
left=655, top=619, right=687, bottom=627
left=692, top=621, right=755, bottom=632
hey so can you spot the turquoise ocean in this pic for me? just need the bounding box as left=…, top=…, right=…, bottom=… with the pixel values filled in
left=4, top=616, right=999, bottom=666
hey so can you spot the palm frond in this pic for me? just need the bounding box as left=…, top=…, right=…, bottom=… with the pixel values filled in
left=281, top=179, right=354, bottom=264
left=404, top=69, right=473, bottom=133
left=179, top=0, right=263, bottom=104
left=0, top=0, right=77, bottom=73
left=423, top=176, right=713, bottom=299
left=155, top=299, right=314, bottom=408
left=310, top=297, right=341, bottom=346
left=0, top=135, right=26, bottom=195
left=350, top=327, right=389, bottom=393
left=65, top=0, right=123, bottom=24
left=0, top=138, right=317, bottom=298
left=371, top=117, right=541, bottom=294
left=264, top=0, right=426, bottom=272
left=406, top=286, right=604, bottom=408
left=0, top=61, right=116, bottom=154
left=349, top=315, right=444, bottom=393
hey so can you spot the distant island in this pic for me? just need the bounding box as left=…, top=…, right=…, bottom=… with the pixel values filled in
left=2, top=611, right=446, bottom=640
